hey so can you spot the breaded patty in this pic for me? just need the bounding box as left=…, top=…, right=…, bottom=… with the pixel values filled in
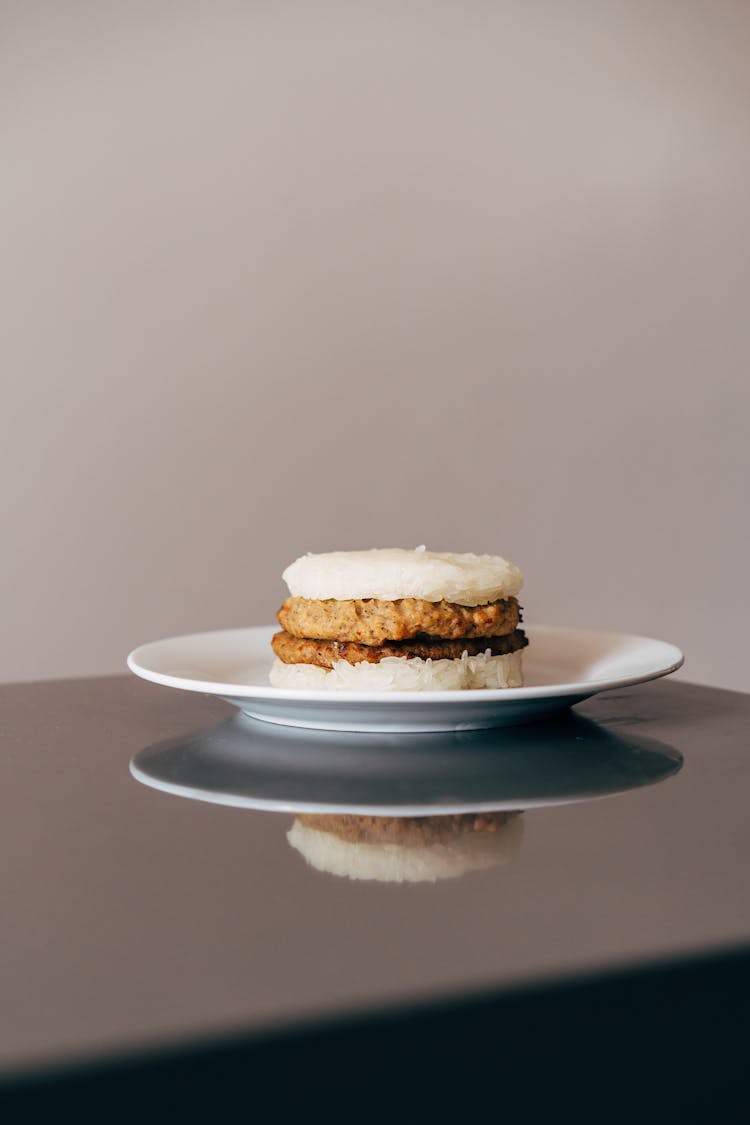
left=296, top=811, right=519, bottom=846
left=277, top=595, right=520, bottom=645
left=272, top=629, right=527, bottom=669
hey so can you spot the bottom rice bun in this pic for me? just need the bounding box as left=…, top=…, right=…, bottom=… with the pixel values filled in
left=270, top=649, right=523, bottom=691
left=271, top=547, right=528, bottom=692
left=287, top=812, right=524, bottom=883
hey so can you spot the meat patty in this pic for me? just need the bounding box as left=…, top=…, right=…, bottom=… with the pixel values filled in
left=277, top=595, right=521, bottom=645
left=272, top=629, right=527, bottom=669
left=296, top=811, right=520, bottom=846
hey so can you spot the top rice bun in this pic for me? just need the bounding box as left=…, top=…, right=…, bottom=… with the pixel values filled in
left=282, top=547, right=523, bottom=606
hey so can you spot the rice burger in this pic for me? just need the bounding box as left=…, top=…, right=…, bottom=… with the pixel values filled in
left=270, top=547, right=527, bottom=691
left=287, top=812, right=524, bottom=883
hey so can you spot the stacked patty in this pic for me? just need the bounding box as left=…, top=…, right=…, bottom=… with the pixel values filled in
left=270, top=547, right=528, bottom=691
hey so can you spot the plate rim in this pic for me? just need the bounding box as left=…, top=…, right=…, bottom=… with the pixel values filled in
left=126, top=623, right=684, bottom=704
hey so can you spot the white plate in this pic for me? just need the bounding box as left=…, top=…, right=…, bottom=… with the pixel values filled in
left=127, top=625, right=683, bottom=733
left=130, top=711, right=683, bottom=815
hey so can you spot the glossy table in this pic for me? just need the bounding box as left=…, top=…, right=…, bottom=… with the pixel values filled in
left=2, top=675, right=749, bottom=1120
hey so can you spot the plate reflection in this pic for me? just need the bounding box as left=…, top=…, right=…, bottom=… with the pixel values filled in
left=131, top=709, right=683, bottom=815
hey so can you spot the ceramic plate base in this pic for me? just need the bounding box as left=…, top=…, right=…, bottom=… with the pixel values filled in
left=127, top=625, right=683, bottom=733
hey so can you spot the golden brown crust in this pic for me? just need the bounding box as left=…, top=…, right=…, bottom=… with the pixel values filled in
left=272, top=629, right=527, bottom=669
left=277, top=596, right=520, bottom=645
left=296, top=812, right=520, bottom=846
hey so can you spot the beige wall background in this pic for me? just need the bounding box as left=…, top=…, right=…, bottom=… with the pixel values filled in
left=2, top=1, right=748, bottom=689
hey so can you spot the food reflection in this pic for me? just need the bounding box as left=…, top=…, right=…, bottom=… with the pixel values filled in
left=288, top=811, right=523, bottom=883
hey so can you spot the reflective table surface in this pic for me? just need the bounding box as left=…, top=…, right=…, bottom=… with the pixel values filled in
left=2, top=674, right=749, bottom=1116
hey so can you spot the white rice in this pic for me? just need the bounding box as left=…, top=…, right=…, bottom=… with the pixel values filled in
left=282, top=547, right=523, bottom=606
left=269, top=649, right=523, bottom=692
left=287, top=815, right=524, bottom=882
